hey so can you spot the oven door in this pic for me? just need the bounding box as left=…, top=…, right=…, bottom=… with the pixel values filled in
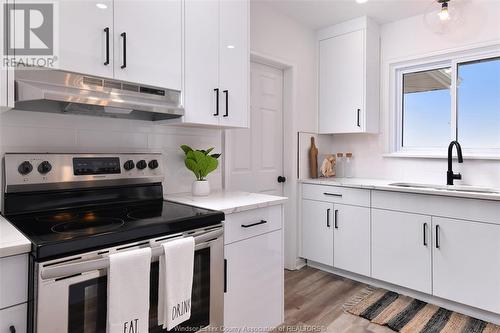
left=33, top=227, right=224, bottom=333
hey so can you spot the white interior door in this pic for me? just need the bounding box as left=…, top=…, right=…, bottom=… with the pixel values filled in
left=225, top=62, right=283, bottom=195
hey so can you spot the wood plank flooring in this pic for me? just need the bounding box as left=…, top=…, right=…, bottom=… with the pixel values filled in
left=280, top=266, right=394, bottom=333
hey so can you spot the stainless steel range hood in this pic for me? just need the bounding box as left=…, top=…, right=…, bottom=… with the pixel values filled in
left=14, top=69, right=184, bottom=121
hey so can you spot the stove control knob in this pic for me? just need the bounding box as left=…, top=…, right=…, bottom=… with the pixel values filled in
left=148, top=159, right=159, bottom=170
left=123, top=160, right=135, bottom=171
left=37, top=161, right=52, bottom=174
left=18, top=161, right=33, bottom=175
left=136, top=160, right=147, bottom=170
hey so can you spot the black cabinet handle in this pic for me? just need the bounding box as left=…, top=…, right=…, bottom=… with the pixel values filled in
left=214, top=88, right=219, bottom=116
left=241, top=220, right=267, bottom=228
left=334, top=209, right=339, bottom=229
left=120, top=32, right=127, bottom=69
left=223, top=259, right=227, bottom=293
left=277, top=176, right=286, bottom=183
left=9, top=326, right=16, bottom=333
left=323, top=192, right=342, bottom=197
left=326, top=209, right=331, bottom=228
left=223, top=90, right=229, bottom=117
left=357, top=109, right=361, bottom=127
left=103, top=27, right=110, bottom=65
left=435, top=225, right=440, bottom=249
left=423, top=223, right=428, bottom=246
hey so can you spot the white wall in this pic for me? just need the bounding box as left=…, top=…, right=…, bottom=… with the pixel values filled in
left=250, top=1, right=317, bottom=269
left=328, top=1, right=500, bottom=187
left=0, top=110, right=223, bottom=206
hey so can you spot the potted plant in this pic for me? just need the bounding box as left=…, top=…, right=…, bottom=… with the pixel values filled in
left=181, top=145, right=221, bottom=196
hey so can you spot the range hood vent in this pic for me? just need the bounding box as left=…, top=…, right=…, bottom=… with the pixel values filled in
left=14, top=69, right=184, bottom=121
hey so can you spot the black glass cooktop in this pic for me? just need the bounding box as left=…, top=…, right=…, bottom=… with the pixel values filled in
left=5, top=200, right=224, bottom=261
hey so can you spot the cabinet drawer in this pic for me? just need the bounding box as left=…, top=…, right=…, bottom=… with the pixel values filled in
left=0, top=255, right=28, bottom=309
left=0, top=303, right=27, bottom=333
left=302, top=184, right=370, bottom=207
left=224, top=205, right=282, bottom=244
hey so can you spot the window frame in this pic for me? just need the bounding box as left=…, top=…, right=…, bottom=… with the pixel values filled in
left=390, top=47, right=500, bottom=158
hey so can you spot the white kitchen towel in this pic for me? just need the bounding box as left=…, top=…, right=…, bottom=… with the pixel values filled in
left=158, top=237, right=195, bottom=330
left=107, top=247, right=151, bottom=333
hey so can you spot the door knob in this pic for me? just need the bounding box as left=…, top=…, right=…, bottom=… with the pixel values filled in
left=277, top=176, right=286, bottom=183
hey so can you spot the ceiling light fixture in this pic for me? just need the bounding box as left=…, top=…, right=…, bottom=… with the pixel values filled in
left=438, top=0, right=450, bottom=21
left=356, top=0, right=368, bottom=3
left=424, top=0, right=462, bottom=35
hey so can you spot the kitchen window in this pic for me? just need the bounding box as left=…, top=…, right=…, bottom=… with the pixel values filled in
left=393, top=50, right=500, bottom=157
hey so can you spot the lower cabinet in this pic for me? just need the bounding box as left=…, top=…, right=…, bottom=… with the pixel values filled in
left=301, top=196, right=371, bottom=275
left=301, top=199, right=334, bottom=266
left=433, top=217, right=500, bottom=314
left=333, top=204, right=370, bottom=276
left=371, top=209, right=432, bottom=294
left=224, top=229, right=283, bottom=330
left=0, top=303, right=27, bottom=333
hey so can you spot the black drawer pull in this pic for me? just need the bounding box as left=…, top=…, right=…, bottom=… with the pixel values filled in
left=10, top=326, right=16, bottom=333
left=323, top=192, right=342, bottom=197
left=120, top=32, right=127, bottom=69
left=241, top=220, right=267, bottom=228
left=357, top=109, right=361, bottom=127
left=223, top=90, right=229, bottom=117
left=103, top=27, right=110, bottom=65
left=334, top=209, right=339, bottom=229
left=423, top=223, right=428, bottom=246
left=326, top=208, right=331, bottom=228
left=214, top=88, right=219, bottom=116
left=435, top=225, right=440, bottom=249
left=223, top=259, right=227, bottom=293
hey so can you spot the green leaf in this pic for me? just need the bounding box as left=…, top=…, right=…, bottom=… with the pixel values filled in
left=205, top=147, right=214, bottom=155
left=205, top=156, right=219, bottom=175
left=185, top=158, right=200, bottom=179
left=210, top=153, right=221, bottom=159
left=180, top=145, right=193, bottom=155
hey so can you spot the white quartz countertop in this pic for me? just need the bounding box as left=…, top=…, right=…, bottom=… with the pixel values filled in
left=166, top=190, right=288, bottom=214
left=0, top=215, right=31, bottom=258
left=299, top=178, right=500, bottom=201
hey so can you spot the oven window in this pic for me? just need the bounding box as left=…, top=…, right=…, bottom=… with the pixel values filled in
left=67, top=248, right=211, bottom=332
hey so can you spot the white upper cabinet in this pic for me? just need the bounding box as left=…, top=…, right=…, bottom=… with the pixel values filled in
left=218, top=0, right=249, bottom=128
left=113, top=0, right=181, bottom=89
left=183, top=0, right=249, bottom=128
left=318, top=17, right=379, bottom=134
left=57, top=0, right=114, bottom=78
left=183, top=0, right=219, bottom=126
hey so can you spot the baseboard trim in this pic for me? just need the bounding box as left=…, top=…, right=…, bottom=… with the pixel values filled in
left=307, top=261, right=500, bottom=325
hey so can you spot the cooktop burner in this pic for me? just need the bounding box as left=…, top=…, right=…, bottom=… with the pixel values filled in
left=51, top=217, right=125, bottom=236
left=5, top=200, right=224, bottom=260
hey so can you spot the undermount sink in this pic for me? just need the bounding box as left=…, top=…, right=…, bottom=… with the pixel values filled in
left=388, top=182, right=500, bottom=194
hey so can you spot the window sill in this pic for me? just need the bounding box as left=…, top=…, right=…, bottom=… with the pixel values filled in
left=383, top=152, right=500, bottom=161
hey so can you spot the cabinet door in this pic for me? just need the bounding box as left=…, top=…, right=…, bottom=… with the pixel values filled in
left=0, top=303, right=27, bottom=333
left=224, top=230, right=283, bottom=329
left=113, top=0, right=181, bottom=89
left=29, top=0, right=114, bottom=77
left=372, top=209, right=432, bottom=294
left=183, top=0, right=220, bottom=126
left=218, top=0, right=249, bottom=128
left=319, top=30, right=364, bottom=134
left=333, top=204, right=370, bottom=276
left=301, top=199, right=333, bottom=266
left=433, top=217, right=500, bottom=314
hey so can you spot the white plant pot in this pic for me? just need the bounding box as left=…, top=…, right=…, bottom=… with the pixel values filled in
left=192, top=180, right=210, bottom=196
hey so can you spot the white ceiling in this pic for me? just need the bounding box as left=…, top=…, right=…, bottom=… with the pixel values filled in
left=260, top=0, right=432, bottom=30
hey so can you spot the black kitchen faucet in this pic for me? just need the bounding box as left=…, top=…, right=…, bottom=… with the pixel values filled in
left=447, top=140, right=464, bottom=185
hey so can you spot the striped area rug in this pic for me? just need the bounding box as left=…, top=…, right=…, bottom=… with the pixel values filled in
left=344, top=287, right=500, bottom=333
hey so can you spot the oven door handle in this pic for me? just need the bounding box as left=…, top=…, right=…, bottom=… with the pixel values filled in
left=40, top=227, right=223, bottom=280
